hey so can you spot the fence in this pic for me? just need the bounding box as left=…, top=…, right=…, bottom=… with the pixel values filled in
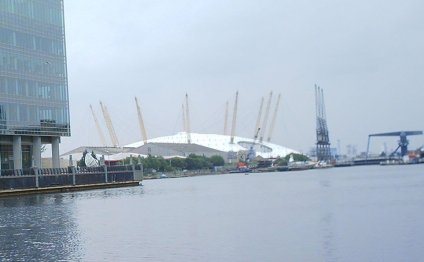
left=0, top=164, right=143, bottom=190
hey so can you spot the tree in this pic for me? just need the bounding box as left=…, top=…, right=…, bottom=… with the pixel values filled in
left=186, top=154, right=212, bottom=170
left=274, top=157, right=288, bottom=166
left=169, top=157, right=187, bottom=170
left=124, top=155, right=173, bottom=172
left=209, top=155, right=225, bottom=167
left=123, top=154, right=225, bottom=171
left=285, top=153, right=310, bottom=162
left=274, top=153, right=311, bottom=166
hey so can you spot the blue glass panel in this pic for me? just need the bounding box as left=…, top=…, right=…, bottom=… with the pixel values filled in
left=0, top=0, right=70, bottom=136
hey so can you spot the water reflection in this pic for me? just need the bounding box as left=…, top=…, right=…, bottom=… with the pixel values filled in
left=0, top=194, right=81, bottom=261
left=320, top=212, right=338, bottom=262
left=0, top=166, right=423, bottom=261
left=317, top=174, right=338, bottom=262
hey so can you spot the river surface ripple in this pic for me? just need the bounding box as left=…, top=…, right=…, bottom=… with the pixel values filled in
left=1, top=165, right=424, bottom=261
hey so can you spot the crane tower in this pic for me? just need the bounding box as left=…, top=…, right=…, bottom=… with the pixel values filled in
left=315, top=85, right=331, bottom=161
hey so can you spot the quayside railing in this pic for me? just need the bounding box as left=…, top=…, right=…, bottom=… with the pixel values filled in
left=0, top=164, right=143, bottom=191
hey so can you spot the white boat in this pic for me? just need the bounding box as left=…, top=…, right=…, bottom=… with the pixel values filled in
left=314, top=161, right=333, bottom=169
left=287, top=155, right=315, bottom=171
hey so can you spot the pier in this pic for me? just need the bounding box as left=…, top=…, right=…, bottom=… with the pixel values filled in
left=0, top=165, right=143, bottom=197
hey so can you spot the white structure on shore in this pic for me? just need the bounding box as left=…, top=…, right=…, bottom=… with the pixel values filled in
left=78, top=92, right=297, bottom=162
left=126, top=132, right=297, bottom=159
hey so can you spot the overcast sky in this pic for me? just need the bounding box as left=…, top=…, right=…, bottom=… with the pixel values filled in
left=59, top=0, right=424, bottom=155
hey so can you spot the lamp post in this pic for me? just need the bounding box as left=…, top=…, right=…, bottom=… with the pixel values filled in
left=105, top=149, right=110, bottom=166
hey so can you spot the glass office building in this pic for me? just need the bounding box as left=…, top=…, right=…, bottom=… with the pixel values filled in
left=0, top=0, right=70, bottom=169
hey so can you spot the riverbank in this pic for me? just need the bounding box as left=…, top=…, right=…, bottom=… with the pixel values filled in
left=0, top=181, right=140, bottom=198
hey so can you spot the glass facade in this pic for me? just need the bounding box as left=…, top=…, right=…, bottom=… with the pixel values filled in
left=0, top=0, right=70, bottom=136
left=0, top=0, right=69, bottom=170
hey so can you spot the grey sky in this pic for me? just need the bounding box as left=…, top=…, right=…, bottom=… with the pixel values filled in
left=60, top=0, right=424, bottom=155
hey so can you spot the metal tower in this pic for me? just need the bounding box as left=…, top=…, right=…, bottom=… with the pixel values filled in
left=315, top=85, right=331, bottom=161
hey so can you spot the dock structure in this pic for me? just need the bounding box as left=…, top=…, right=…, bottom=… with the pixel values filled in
left=0, top=164, right=143, bottom=196
left=315, top=85, right=332, bottom=161
left=0, top=181, right=140, bottom=198
left=366, top=131, right=423, bottom=158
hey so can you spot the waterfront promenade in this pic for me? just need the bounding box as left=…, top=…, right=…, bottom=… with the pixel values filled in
left=0, top=165, right=143, bottom=197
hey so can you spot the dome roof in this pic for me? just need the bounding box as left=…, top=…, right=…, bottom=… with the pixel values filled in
left=126, top=132, right=297, bottom=158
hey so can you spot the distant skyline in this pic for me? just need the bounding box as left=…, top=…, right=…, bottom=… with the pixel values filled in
left=59, top=0, right=424, bottom=156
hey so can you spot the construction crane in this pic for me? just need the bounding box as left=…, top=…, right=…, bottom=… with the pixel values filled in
left=247, top=127, right=261, bottom=162
left=254, top=97, right=264, bottom=139
left=315, top=85, right=331, bottom=161
left=135, top=97, right=148, bottom=144
left=99, top=101, right=120, bottom=147
left=230, top=91, right=239, bottom=144
left=89, top=104, right=107, bottom=146
left=366, top=131, right=423, bottom=158
left=259, top=91, right=273, bottom=143
left=235, top=127, right=261, bottom=171
left=267, top=93, right=281, bottom=142
left=185, top=94, right=191, bottom=144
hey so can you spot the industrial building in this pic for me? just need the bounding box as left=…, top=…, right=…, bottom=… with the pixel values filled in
left=0, top=1, right=70, bottom=170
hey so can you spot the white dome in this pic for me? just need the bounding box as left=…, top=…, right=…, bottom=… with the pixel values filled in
left=126, top=132, right=297, bottom=158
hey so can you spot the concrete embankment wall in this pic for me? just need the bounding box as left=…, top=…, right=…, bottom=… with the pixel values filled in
left=0, top=165, right=143, bottom=191
left=0, top=181, right=140, bottom=198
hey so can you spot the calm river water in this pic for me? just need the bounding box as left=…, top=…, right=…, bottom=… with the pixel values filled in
left=1, top=165, right=424, bottom=261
